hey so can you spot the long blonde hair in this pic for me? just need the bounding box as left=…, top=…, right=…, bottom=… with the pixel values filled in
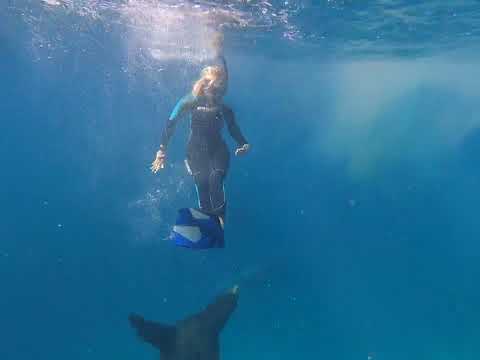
left=192, top=65, right=225, bottom=97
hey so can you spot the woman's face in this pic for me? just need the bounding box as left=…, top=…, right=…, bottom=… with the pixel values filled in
left=204, top=82, right=223, bottom=101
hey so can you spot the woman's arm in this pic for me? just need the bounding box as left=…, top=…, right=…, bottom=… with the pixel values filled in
left=160, top=93, right=196, bottom=149
left=151, top=94, right=196, bottom=173
left=223, top=105, right=247, bottom=146
left=223, top=105, right=250, bottom=156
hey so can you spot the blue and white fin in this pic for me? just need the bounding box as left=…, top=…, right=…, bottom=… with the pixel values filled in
left=171, top=208, right=224, bottom=249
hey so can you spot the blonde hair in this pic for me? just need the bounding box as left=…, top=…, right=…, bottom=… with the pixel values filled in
left=192, top=65, right=226, bottom=97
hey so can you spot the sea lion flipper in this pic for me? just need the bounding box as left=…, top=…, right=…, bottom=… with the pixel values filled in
left=128, top=313, right=176, bottom=355
left=198, top=286, right=239, bottom=334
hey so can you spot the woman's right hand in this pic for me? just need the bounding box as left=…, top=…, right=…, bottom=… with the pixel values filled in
left=151, top=148, right=166, bottom=174
left=235, top=143, right=250, bottom=156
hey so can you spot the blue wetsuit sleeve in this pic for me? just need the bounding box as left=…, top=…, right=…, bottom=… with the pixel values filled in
left=160, top=94, right=196, bottom=148
left=223, top=105, right=247, bottom=146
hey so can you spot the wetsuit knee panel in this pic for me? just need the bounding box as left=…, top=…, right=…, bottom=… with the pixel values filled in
left=193, top=172, right=210, bottom=186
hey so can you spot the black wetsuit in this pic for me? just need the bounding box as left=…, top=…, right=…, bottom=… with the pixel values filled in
left=160, top=94, right=247, bottom=218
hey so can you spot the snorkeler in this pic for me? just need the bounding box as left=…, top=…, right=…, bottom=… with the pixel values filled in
left=150, top=65, right=250, bottom=228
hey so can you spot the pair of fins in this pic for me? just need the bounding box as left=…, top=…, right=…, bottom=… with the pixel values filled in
left=171, top=208, right=224, bottom=249
left=129, top=286, right=239, bottom=360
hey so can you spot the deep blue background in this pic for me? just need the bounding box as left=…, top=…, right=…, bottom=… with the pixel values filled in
left=2, top=2, right=480, bottom=360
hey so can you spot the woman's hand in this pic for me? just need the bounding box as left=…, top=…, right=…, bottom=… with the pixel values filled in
left=151, top=148, right=166, bottom=173
left=235, top=143, right=250, bottom=156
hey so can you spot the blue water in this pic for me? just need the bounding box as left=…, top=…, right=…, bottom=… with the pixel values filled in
left=2, top=1, right=480, bottom=359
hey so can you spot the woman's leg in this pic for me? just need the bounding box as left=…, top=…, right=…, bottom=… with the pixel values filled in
left=186, top=145, right=212, bottom=213
left=193, top=172, right=212, bottom=212
left=209, top=142, right=230, bottom=219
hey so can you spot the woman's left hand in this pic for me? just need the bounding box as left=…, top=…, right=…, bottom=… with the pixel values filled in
left=235, top=143, right=250, bottom=156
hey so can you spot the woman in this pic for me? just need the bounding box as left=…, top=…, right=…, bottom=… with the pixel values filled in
left=151, top=66, right=250, bottom=227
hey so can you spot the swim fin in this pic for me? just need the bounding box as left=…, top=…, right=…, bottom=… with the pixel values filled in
left=171, top=208, right=224, bottom=249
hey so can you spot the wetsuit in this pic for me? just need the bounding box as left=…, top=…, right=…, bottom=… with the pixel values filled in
left=160, top=94, right=247, bottom=219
